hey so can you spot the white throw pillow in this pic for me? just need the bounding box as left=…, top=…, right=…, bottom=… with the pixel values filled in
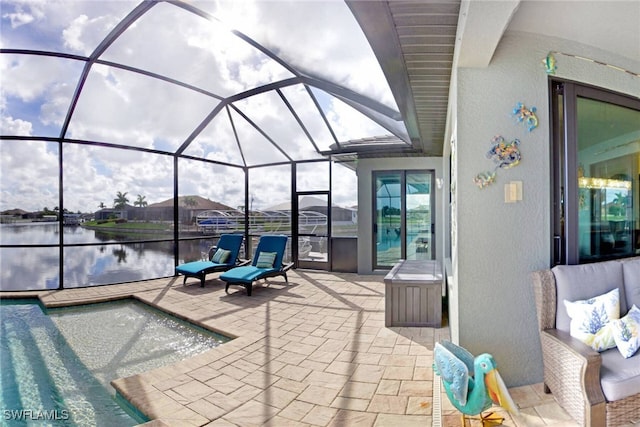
left=611, top=305, right=640, bottom=359
left=564, top=288, right=620, bottom=352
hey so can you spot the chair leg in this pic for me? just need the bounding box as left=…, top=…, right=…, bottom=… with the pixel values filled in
left=200, top=276, right=205, bottom=287
left=183, top=276, right=187, bottom=285
left=225, top=283, right=230, bottom=294
left=245, top=283, right=252, bottom=296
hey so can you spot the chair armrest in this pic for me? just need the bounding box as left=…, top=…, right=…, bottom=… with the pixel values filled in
left=282, top=262, right=294, bottom=272
left=540, top=328, right=606, bottom=424
left=237, top=259, right=251, bottom=266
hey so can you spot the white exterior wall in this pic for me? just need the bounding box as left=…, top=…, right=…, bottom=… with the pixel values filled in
left=356, top=157, right=444, bottom=274
left=453, top=31, right=640, bottom=386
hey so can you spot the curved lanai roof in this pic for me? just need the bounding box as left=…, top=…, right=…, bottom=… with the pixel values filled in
left=1, top=0, right=411, bottom=167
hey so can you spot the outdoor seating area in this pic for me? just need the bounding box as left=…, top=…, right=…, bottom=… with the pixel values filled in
left=532, top=257, right=640, bottom=427
left=220, top=234, right=294, bottom=296
left=2, top=270, right=596, bottom=426
left=175, top=233, right=247, bottom=287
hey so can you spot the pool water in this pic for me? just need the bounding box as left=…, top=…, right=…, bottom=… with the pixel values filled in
left=0, top=300, right=230, bottom=426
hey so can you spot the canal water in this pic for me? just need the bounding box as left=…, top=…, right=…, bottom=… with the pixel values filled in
left=0, top=223, right=217, bottom=291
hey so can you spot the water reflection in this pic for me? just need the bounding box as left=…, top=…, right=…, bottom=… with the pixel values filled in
left=0, top=224, right=219, bottom=291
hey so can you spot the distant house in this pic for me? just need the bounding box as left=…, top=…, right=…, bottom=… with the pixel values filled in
left=93, top=196, right=237, bottom=223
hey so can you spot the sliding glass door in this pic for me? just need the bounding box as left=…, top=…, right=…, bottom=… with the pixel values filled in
left=551, top=81, right=640, bottom=264
left=374, top=170, right=434, bottom=268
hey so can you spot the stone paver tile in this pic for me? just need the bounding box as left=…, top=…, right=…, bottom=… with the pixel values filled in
left=398, top=380, right=431, bottom=396
left=188, top=366, right=221, bottom=383
left=338, top=381, right=377, bottom=399
left=172, top=380, right=216, bottom=401
left=263, top=415, right=310, bottom=426
left=278, top=400, right=315, bottom=422
left=367, top=395, right=408, bottom=414
left=379, top=354, right=416, bottom=367
left=351, top=352, right=382, bottom=365
left=325, top=360, right=358, bottom=376
left=299, top=359, right=329, bottom=372
left=316, top=339, right=349, bottom=353
left=533, top=402, right=575, bottom=424
left=223, top=400, right=279, bottom=427
left=413, top=367, right=432, bottom=381
left=204, top=374, right=245, bottom=394
left=327, top=409, right=377, bottom=427
left=330, top=396, right=370, bottom=411
left=308, top=350, right=339, bottom=364
left=203, top=392, right=244, bottom=412
left=203, top=418, right=239, bottom=426
left=156, top=406, right=209, bottom=426
left=367, top=346, right=394, bottom=355
left=415, top=355, right=433, bottom=368
left=301, top=405, right=339, bottom=427
left=282, top=341, right=318, bottom=356
left=274, top=378, right=308, bottom=394
left=298, top=385, right=340, bottom=406
left=305, top=371, right=349, bottom=390
left=391, top=345, right=411, bottom=355
left=187, top=398, right=226, bottom=420
left=373, top=413, right=431, bottom=427
left=241, top=369, right=281, bottom=389
left=512, top=408, right=546, bottom=427
left=371, top=337, right=397, bottom=348
left=509, top=384, right=548, bottom=408
left=276, top=364, right=313, bottom=382
left=254, top=386, right=298, bottom=409
left=406, top=396, right=431, bottom=415
left=258, top=359, right=287, bottom=374
left=376, top=379, right=400, bottom=395
left=276, top=351, right=308, bottom=365
left=154, top=374, right=193, bottom=392
left=349, top=364, right=385, bottom=383
left=228, top=383, right=262, bottom=402
left=382, top=366, right=414, bottom=381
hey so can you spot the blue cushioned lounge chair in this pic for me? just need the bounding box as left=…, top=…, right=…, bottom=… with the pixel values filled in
left=219, top=234, right=293, bottom=296
left=175, top=233, right=245, bottom=287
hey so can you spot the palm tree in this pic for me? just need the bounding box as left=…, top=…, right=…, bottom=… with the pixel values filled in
left=113, top=191, right=129, bottom=209
left=134, top=194, right=148, bottom=208
left=182, top=196, right=198, bottom=225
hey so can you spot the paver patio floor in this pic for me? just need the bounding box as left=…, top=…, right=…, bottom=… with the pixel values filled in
left=2, top=270, right=591, bottom=426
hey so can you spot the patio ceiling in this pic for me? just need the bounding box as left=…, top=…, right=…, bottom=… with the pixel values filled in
left=349, top=0, right=639, bottom=158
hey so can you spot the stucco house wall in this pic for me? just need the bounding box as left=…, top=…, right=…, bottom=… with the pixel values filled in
left=452, top=31, right=640, bottom=386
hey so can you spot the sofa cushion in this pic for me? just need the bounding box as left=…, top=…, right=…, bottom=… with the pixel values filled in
left=600, top=348, right=640, bottom=401
left=552, top=260, right=627, bottom=332
left=564, top=288, right=619, bottom=351
left=622, top=257, right=640, bottom=310
left=611, top=304, right=640, bottom=358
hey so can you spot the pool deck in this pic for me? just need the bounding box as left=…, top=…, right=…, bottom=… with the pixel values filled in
left=1, top=271, right=590, bottom=426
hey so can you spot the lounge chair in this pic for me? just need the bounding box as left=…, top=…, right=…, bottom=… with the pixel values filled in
left=219, top=234, right=293, bottom=296
left=175, top=233, right=245, bottom=287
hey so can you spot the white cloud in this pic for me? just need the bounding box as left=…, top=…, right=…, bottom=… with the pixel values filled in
left=1, top=115, right=33, bottom=136
left=2, top=0, right=391, bottom=213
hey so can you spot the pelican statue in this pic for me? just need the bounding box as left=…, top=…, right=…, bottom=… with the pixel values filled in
left=434, top=340, right=519, bottom=426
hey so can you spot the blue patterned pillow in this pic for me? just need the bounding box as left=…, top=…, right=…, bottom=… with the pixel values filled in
left=564, top=288, right=619, bottom=352
left=256, top=252, right=277, bottom=268
left=611, top=305, right=640, bottom=358
left=211, top=248, right=231, bottom=264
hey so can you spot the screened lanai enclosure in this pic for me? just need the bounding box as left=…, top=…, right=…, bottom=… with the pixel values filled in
left=0, top=0, right=414, bottom=290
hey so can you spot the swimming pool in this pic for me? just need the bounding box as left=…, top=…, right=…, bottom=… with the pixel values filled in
left=0, top=299, right=230, bottom=426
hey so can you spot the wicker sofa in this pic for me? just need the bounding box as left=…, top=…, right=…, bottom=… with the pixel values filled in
left=532, top=257, right=640, bottom=426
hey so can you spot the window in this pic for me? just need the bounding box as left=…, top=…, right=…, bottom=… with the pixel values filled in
left=551, top=81, right=640, bottom=264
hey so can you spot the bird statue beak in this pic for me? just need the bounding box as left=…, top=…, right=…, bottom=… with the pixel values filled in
left=485, top=368, right=519, bottom=415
